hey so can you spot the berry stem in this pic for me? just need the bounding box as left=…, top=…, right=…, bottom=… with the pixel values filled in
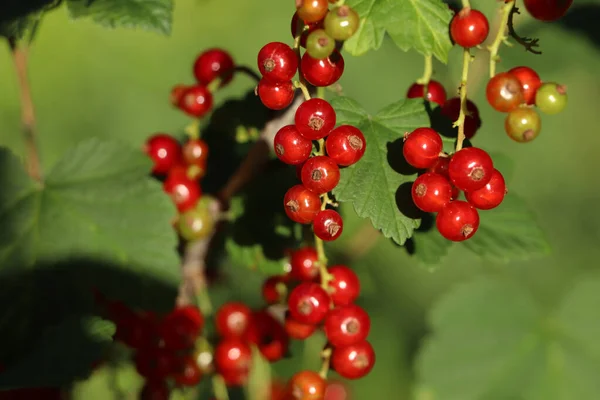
left=507, top=6, right=542, bottom=55
left=211, top=374, right=230, bottom=400
left=415, top=54, right=433, bottom=85
left=461, top=0, right=470, bottom=8
left=184, top=120, right=202, bottom=140
left=453, top=48, right=472, bottom=152
left=316, top=86, right=326, bottom=100
left=208, top=65, right=261, bottom=92
left=294, top=80, right=312, bottom=101
left=319, top=346, right=332, bottom=379
left=487, top=0, right=515, bottom=78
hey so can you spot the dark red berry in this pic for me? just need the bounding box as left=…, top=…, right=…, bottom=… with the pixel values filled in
left=450, top=8, right=490, bottom=48
left=295, top=98, right=337, bottom=140
left=411, top=172, right=453, bottom=213
left=244, top=310, right=289, bottom=362
left=215, top=302, right=253, bottom=338
left=326, top=265, right=360, bottom=306
left=508, top=66, right=542, bottom=105
left=288, top=370, right=326, bottom=400
left=290, top=246, right=320, bottom=281
left=325, top=125, right=366, bottom=166
left=428, top=157, right=461, bottom=200
left=171, top=84, right=188, bottom=107
left=284, top=184, right=321, bottom=224
left=291, top=12, right=324, bottom=47
left=115, top=312, right=159, bottom=349
left=285, top=314, right=317, bottom=339
left=486, top=72, right=525, bottom=112
left=163, top=170, right=201, bottom=212
left=331, top=340, right=375, bottom=380
left=313, top=209, right=344, bottom=241
left=258, top=42, right=299, bottom=82
left=214, top=338, right=252, bottom=385
left=523, top=0, right=573, bottom=21
left=436, top=200, right=480, bottom=241
left=140, top=381, right=170, bottom=400
left=135, top=348, right=176, bottom=380
left=448, top=147, right=494, bottom=192
left=465, top=169, right=506, bottom=210
left=403, top=128, right=443, bottom=169
left=159, top=305, right=204, bottom=350
left=182, top=138, right=209, bottom=166
left=178, top=85, right=213, bottom=118
left=193, top=48, right=235, bottom=86
left=301, top=51, right=345, bottom=87
left=262, top=275, right=288, bottom=304
left=406, top=80, right=447, bottom=106
left=324, top=304, right=371, bottom=347
left=296, top=0, right=329, bottom=23
left=144, top=134, right=182, bottom=175
left=173, top=356, right=202, bottom=386
left=257, top=78, right=295, bottom=110
left=288, top=282, right=331, bottom=325
left=274, top=125, right=313, bottom=165
left=440, top=97, right=482, bottom=140
left=301, top=156, right=340, bottom=194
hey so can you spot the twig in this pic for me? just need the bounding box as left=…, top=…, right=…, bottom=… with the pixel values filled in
left=487, top=0, right=515, bottom=78
left=507, top=6, right=542, bottom=55
left=319, top=347, right=332, bottom=379
left=453, top=49, right=472, bottom=152
left=415, top=55, right=433, bottom=85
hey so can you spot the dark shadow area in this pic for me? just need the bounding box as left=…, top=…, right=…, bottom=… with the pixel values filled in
left=386, top=140, right=419, bottom=176
left=0, top=0, right=55, bottom=25
left=557, top=4, right=600, bottom=47
left=403, top=213, right=436, bottom=256
left=425, top=101, right=455, bottom=140
left=396, top=181, right=424, bottom=220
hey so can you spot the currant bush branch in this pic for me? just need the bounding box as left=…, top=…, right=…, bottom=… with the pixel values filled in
left=319, top=347, right=333, bottom=379
left=488, top=0, right=516, bottom=77
left=507, top=5, right=542, bottom=54
left=415, top=55, right=433, bottom=85
left=453, top=48, right=473, bottom=152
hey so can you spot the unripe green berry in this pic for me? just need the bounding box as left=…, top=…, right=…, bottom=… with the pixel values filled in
left=504, top=107, right=541, bottom=143
left=306, top=29, right=335, bottom=59
left=177, top=198, right=216, bottom=241
left=324, top=5, right=360, bottom=41
left=535, top=82, right=567, bottom=115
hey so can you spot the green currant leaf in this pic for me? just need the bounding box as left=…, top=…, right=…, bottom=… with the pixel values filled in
left=245, top=346, right=273, bottom=400
left=408, top=222, right=453, bottom=265
left=65, top=0, right=174, bottom=35
left=343, top=0, right=454, bottom=63
left=416, top=276, right=600, bottom=400
left=331, top=96, right=429, bottom=245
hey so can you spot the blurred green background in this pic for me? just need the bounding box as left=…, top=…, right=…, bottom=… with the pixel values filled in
left=1, top=0, right=599, bottom=398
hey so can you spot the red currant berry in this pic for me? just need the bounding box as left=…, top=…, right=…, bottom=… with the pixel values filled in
left=290, top=246, right=320, bottom=281
left=171, top=84, right=188, bottom=107
left=173, top=356, right=202, bottom=387
left=178, top=85, right=213, bottom=118
left=450, top=8, right=490, bottom=48
left=258, top=42, right=299, bottom=82
left=331, top=340, right=375, bottom=380
left=448, top=147, right=494, bottom=192
left=140, top=381, right=170, bottom=400
left=182, top=139, right=209, bottom=167
left=403, top=128, right=443, bottom=169
left=508, top=66, right=542, bottom=106
left=465, top=169, right=506, bottom=210
left=411, top=172, right=453, bottom=213
left=440, top=97, right=482, bottom=140
left=163, top=171, right=201, bottom=212
left=144, top=134, right=182, bottom=175
left=257, top=78, right=295, bottom=110
left=325, top=125, right=366, bottom=166
left=296, top=0, right=329, bottom=23
left=301, top=156, right=341, bottom=194
left=244, top=311, right=290, bottom=362
left=406, top=80, right=447, bottom=106
left=301, top=51, right=345, bottom=87
left=275, top=125, right=313, bottom=166
left=215, top=302, right=253, bottom=338
left=505, top=107, right=541, bottom=143
left=313, top=209, right=344, bottom=241
left=159, top=305, right=204, bottom=350
left=288, top=282, right=331, bottom=325
left=486, top=72, right=525, bottom=112
left=428, top=158, right=461, bottom=200
left=324, top=381, right=350, bottom=400
left=284, top=184, right=321, bottom=224
left=214, top=338, right=252, bottom=385
left=535, top=82, right=568, bottom=115
left=262, top=275, right=288, bottom=304
left=285, top=315, right=317, bottom=339
left=135, top=348, right=176, bottom=380
left=324, top=304, right=371, bottom=347
left=306, top=29, right=336, bottom=59
left=523, top=0, right=573, bottom=21
left=436, top=200, right=480, bottom=241
left=295, top=98, right=337, bottom=140
left=326, top=265, right=360, bottom=306
left=193, top=48, right=235, bottom=86
left=288, top=370, right=326, bottom=400
left=116, top=312, right=159, bottom=349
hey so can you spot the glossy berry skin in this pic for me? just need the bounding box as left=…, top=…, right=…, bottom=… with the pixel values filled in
left=140, top=381, right=170, bottom=400
left=288, top=370, right=326, bottom=400
left=284, top=185, right=321, bottom=224
left=163, top=171, right=201, bottom=212
left=486, top=72, right=525, bottom=113
left=290, top=246, right=320, bottom=281
left=285, top=315, right=317, bottom=339
left=505, top=107, right=541, bottom=143
left=324, top=5, right=360, bottom=41
left=436, top=200, right=480, bottom=241
left=295, top=98, right=337, bottom=140
left=441, top=97, right=482, bottom=139
left=428, top=157, right=461, bottom=200
left=403, top=128, right=443, bottom=169
left=182, top=138, right=209, bottom=166
left=326, top=265, right=360, bottom=306
left=448, top=147, right=494, bottom=192
left=178, top=85, right=213, bottom=118
left=244, top=311, right=289, bottom=362
left=257, top=78, right=295, bottom=110
left=535, top=82, right=568, bottom=115
left=296, top=0, right=329, bottom=23
left=412, top=172, right=453, bottom=213
left=170, top=84, right=188, bottom=107
left=144, top=134, right=182, bottom=175
left=214, top=338, right=252, bottom=385
left=173, top=356, right=203, bottom=386
left=215, top=302, right=253, bottom=338
left=177, top=204, right=215, bottom=241
left=306, top=29, right=336, bottom=59
left=450, top=8, right=490, bottom=48
left=324, top=304, right=371, bottom=347
left=159, top=305, right=204, bottom=350
left=325, top=125, right=366, bottom=166
left=288, top=282, right=331, bottom=325
left=524, top=0, right=573, bottom=21
left=274, top=125, right=313, bottom=165
left=301, top=156, right=341, bottom=194
left=301, top=51, right=345, bottom=87
left=331, top=340, right=376, bottom=380
left=406, top=80, right=447, bottom=106
left=508, top=66, right=542, bottom=105
left=313, top=209, right=344, bottom=241
left=193, top=48, right=235, bottom=86
left=258, top=42, right=299, bottom=82
left=465, top=169, right=506, bottom=210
